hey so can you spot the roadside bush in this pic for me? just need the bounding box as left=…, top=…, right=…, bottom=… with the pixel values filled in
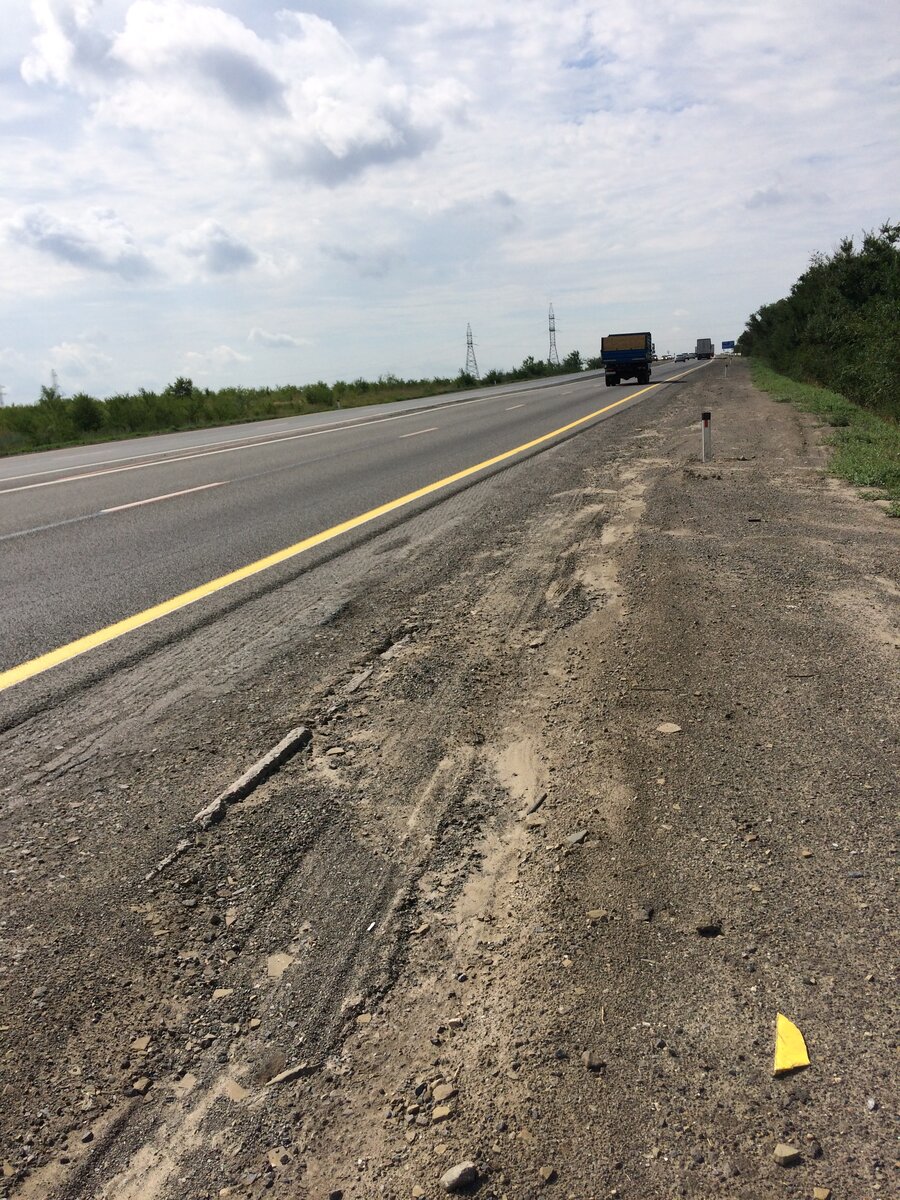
left=70, top=392, right=105, bottom=433
left=304, top=381, right=333, bottom=407
left=164, top=376, right=195, bottom=400
left=739, top=222, right=899, bottom=420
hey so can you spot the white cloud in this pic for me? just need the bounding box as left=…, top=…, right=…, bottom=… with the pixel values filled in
left=47, top=338, right=113, bottom=380
left=0, top=347, right=27, bottom=369
left=176, top=220, right=258, bottom=275
left=28, top=2, right=470, bottom=188
left=248, top=328, right=305, bottom=349
left=20, top=0, right=114, bottom=89
left=185, top=344, right=251, bottom=374
left=4, top=205, right=154, bottom=280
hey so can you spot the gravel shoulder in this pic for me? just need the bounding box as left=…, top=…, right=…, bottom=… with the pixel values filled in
left=0, top=360, right=896, bottom=1200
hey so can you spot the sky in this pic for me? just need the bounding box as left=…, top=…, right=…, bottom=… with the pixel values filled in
left=0, top=0, right=898, bottom=404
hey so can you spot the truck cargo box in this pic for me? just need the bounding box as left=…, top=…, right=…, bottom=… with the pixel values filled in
left=602, top=333, right=651, bottom=353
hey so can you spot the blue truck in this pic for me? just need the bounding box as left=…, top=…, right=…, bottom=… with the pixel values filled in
left=601, top=332, right=653, bottom=387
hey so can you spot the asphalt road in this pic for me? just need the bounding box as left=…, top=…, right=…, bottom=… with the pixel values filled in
left=0, top=361, right=704, bottom=687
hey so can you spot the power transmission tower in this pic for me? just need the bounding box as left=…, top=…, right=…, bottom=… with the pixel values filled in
left=548, top=303, right=560, bottom=367
left=465, top=323, right=479, bottom=379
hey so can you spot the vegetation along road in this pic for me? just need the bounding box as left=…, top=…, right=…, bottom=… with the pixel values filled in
left=0, top=359, right=895, bottom=1200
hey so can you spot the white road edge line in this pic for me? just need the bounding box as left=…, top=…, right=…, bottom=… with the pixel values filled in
left=505, top=404, right=526, bottom=410
left=398, top=427, right=438, bottom=439
left=101, top=481, right=227, bottom=513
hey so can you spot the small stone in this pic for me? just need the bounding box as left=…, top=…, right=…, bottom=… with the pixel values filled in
left=800, top=849, right=814, bottom=858
left=866, top=1096, right=877, bottom=1111
left=813, top=1189, right=832, bottom=1200
left=266, top=1062, right=316, bottom=1086
left=130, top=1035, right=151, bottom=1052
left=587, top=908, right=610, bottom=922
left=413, top=1188, right=426, bottom=1198
left=267, top=1147, right=290, bottom=1169
left=173, top=1072, right=198, bottom=1098
left=656, top=722, right=682, bottom=735
left=773, top=1143, right=801, bottom=1167
left=3, top=1162, right=15, bottom=1179
left=249, top=1018, right=261, bottom=1029
left=130, top=1076, right=151, bottom=1096
left=565, top=830, right=587, bottom=846
left=432, top=1104, right=453, bottom=1122
left=432, top=1084, right=458, bottom=1103
left=440, top=1161, right=478, bottom=1192
left=328, top=1192, right=344, bottom=1200
left=631, top=904, right=654, bottom=922
left=581, top=1050, right=606, bottom=1073
left=80, top=1131, right=94, bottom=1144
left=212, top=988, right=233, bottom=1000
left=356, top=1013, right=373, bottom=1025
left=266, top=953, right=293, bottom=980
left=223, top=1078, right=249, bottom=1102
left=225, top=907, right=238, bottom=927
left=524, top=793, right=547, bottom=815
left=525, top=814, right=546, bottom=829
left=539, top=1165, right=557, bottom=1183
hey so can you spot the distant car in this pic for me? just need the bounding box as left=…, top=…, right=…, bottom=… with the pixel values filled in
left=675, top=352, right=688, bottom=362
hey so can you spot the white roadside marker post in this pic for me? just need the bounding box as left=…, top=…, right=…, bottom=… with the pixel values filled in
left=701, top=410, right=712, bottom=462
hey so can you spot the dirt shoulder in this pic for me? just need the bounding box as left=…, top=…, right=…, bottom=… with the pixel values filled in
left=1, top=361, right=896, bottom=1200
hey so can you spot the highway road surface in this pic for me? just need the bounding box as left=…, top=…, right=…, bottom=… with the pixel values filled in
left=0, top=360, right=705, bottom=706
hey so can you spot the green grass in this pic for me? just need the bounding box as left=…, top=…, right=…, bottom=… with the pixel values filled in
left=751, top=361, right=900, bottom=514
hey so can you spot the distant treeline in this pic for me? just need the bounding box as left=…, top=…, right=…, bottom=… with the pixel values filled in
left=0, top=350, right=590, bottom=456
left=737, top=222, right=899, bottom=420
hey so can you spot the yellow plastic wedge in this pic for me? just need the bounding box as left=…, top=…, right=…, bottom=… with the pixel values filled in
left=773, top=1013, right=810, bottom=1074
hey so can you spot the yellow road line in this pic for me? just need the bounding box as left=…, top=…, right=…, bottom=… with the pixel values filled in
left=0, top=376, right=678, bottom=693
